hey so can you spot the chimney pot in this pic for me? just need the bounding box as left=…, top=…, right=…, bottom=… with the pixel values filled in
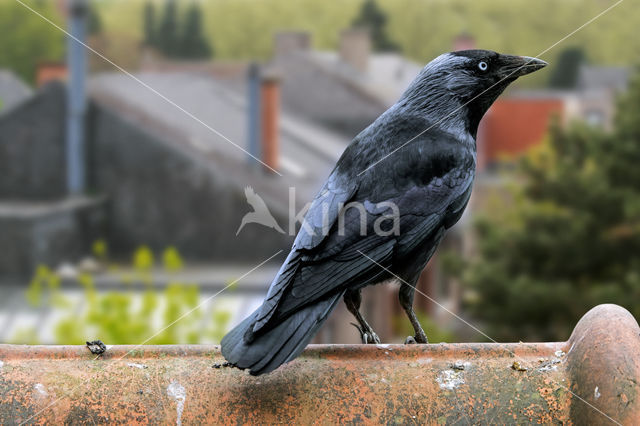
left=36, top=62, right=68, bottom=87
left=339, top=28, right=371, bottom=73
left=453, top=32, right=476, bottom=51
left=274, top=31, right=311, bottom=58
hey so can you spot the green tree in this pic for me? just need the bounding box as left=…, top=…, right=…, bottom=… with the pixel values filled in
left=0, top=2, right=64, bottom=85
left=88, top=3, right=103, bottom=36
left=456, top=68, right=640, bottom=341
left=157, top=0, right=179, bottom=57
left=352, top=0, right=398, bottom=52
left=548, top=47, right=586, bottom=89
left=96, top=0, right=640, bottom=73
left=143, top=1, right=157, bottom=47
left=179, top=2, right=213, bottom=59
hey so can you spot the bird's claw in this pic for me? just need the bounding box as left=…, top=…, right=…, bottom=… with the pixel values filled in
left=404, top=332, right=428, bottom=345
left=364, top=331, right=381, bottom=344
left=351, top=322, right=381, bottom=344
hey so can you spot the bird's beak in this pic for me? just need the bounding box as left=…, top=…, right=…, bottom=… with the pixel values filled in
left=498, top=55, right=547, bottom=78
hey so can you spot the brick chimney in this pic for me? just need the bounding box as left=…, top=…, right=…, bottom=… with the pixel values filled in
left=274, top=31, right=311, bottom=58
left=339, top=28, right=371, bottom=73
left=260, top=72, right=280, bottom=173
left=36, top=62, right=68, bottom=87
left=453, top=32, right=476, bottom=51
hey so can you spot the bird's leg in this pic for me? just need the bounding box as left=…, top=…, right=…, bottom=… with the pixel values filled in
left=399, top=283, right=428, bottom=344
left=343, top=289, right=380, bottom=344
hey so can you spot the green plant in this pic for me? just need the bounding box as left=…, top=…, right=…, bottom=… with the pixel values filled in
left=162, top=246, right=183, bottom=272
left=25, top=265, right=60, bottom=307
left=10, top=327, right=39, bottom=345
left=92, top=239, right=108, bottom=262
left=17, top=244, right=231, bottom=345
left=133, top=245, right=154, bottom=271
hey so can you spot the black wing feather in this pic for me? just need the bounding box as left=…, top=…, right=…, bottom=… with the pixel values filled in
left=254, top=155, right=474, bottom=333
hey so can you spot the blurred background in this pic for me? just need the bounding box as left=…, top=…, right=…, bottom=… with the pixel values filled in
left=0, top=0, right=638, bottom=346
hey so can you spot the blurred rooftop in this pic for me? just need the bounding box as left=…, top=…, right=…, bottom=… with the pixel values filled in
left=89, top=71, right=347, bottom=190
left=0, top=69, right=33, bottom=114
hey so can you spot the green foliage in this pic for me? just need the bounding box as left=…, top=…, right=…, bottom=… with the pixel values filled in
left=93, top=0, right=637, bottom=89
left=162, top=246, right=183, bottom=272
left=87, top=3, right=103, bottom=36
left=143, top=1, right=157, bottom=47
left=26, top=265, right=60, bottom=307
left=548, top=47, right=586, bottom=89
left=133, top=245, right=154, bottom=271
left=55, top=283, right=208, bottom=344
left=351, top=0, right=398, bottom=52
left=18, top=244, right=231, bottom=345
left=179, top=2, right=213, bottom=59
left=157, top=0, right=179, bottom=56
left=147, top=0, right=211, bottom=59
left=0, top=1, right=64, bottom=84
left=10, top=327, right=39, bottom=345
left=92, top=239, right=108, bottom=261
left=52, top=279, right=224, bottom=345
left=456, top=69, right=640, bottom=341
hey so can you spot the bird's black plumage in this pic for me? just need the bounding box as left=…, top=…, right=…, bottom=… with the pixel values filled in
left=221, top=50, right=547, bottom=375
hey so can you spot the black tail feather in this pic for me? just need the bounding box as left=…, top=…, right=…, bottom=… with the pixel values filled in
left=221, top=291, right=344, bottom=375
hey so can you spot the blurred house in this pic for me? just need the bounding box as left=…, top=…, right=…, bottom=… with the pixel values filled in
left=1, top=24, right=432, bottom=344
left=478, top=64, right=630, bottom=167
left=0, top=70, right=33, bottom=114
left=572, top=65, right=630, bottom=129
left=141, top=30, right=423, bottom=138
left=270, top=30, right=422, bottom=136
left=477, top=92, right=567, bottom=168
left=0, top=74, right=336, bottom=342
left=0, top=71, right=355, bottom=277
left=3, top=18, right=631, bottom=344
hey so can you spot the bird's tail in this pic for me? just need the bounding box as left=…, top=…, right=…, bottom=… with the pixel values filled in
left=221, top=291, right=344, bottom=375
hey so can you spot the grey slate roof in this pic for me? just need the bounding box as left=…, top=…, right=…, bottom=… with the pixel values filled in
left=0, top=69, right=33, bottom=114
left=577, top=65, right=629, bottom=93
left=309, top=51, right=423, bottom=105
left=270, top=51, right=422, bottom=136
left=88, top=72, right=350, bottom=208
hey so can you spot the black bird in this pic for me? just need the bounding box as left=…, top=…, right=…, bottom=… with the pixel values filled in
left=222, top=50, right=546, bottom=375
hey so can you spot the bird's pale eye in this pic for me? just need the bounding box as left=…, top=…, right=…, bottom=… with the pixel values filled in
left=478, top=61, right=488, bottom=72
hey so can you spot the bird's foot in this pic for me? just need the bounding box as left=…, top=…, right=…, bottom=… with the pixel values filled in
left=404, top=332, right=428, bottom=345
left=351, top=323, right=381, bottom=344
left=363, top=330, right=381, bottom=344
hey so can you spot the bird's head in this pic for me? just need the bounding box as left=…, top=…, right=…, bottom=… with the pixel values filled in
left=398, top=49, right=547, bottom=139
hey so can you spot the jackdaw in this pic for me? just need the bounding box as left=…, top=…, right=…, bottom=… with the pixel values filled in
left=222, top=50, right=546, bottom=375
